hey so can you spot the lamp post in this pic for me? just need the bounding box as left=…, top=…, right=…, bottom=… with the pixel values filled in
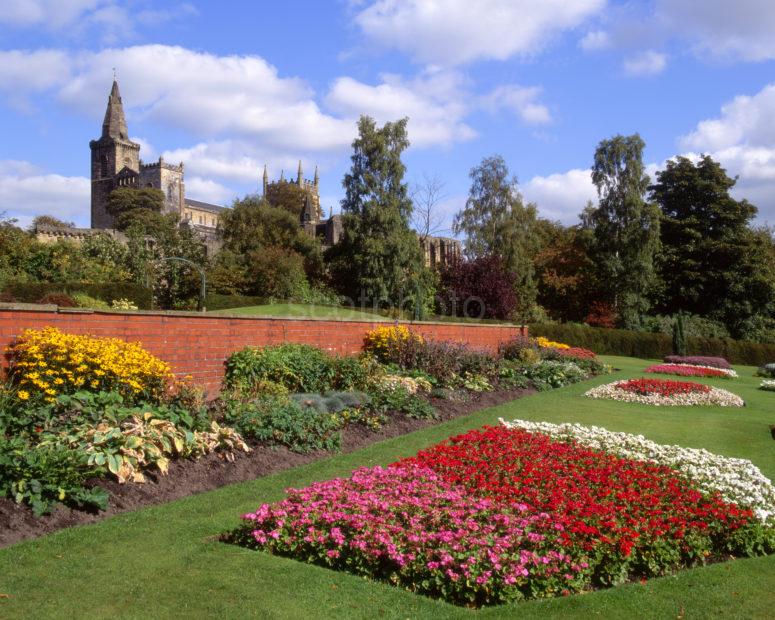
left=157, top=256, right=207, bottom=311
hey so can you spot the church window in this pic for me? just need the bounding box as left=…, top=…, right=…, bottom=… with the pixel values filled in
left=199, top=215, right=203, bottom=224
left=100, top=155, right=109, bottom=178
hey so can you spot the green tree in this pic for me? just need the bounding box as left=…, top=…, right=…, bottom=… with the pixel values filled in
left=586, top=134, right=660, bottom=328
left=264, top=182, right=308, bottom=218
left=106, top=187, right=165, bottom=230
left=331, top=115, right=423, bottom=307
left=453, top=155, right=539, bottom=316
left=648, top=155, right=774, bottom=337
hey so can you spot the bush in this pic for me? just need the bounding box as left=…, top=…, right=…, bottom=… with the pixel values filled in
left=499, top=335, right=538, bottom=361
left=72, top=293, right=110, bottom=310
left=519, top=360, right=588, bottom=391
left=2, top=281, right=153, bottom=309
left=363, top=325, right=424, bottom=366
left=367, top=385, right=436, bottom=420
left=36, top=292, right=77, bottom=307
left=757, top=363, right=775, bottom=378
left=663, top=355, right=731, bottom=370
left=529, top=323, right=775, bottom=366
left=225, top=344, right=369, bottom=393
left=437, top=255, right=518, bottom=320
left=7, top=327, right=172, bottom=403
left=224, top=396, right=343, bottom=453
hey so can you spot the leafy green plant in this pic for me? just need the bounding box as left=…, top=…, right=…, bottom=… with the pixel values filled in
left=367, top=385, right=436, bottom=420
left=0, top=436, right=107, bottom=516
left=223, top=396, right=343, bottom=453
left=520, top=360, right=588, bottom=391
left=225, top=344, right=338, bottom=392
left=756, top=363, right=775, bottom=378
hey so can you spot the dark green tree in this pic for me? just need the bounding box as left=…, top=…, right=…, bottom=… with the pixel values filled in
left=586, top=134, right=660, bottom=328
left=106, top=187, right=165, bottom=231
left=453, top=155, right=539, bottom=316
left=649, top=155, right=774, bottom=337
left=331, top=116, right=423, bottom=307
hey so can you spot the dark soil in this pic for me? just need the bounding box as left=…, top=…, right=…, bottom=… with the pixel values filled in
left=0, top=387, right=533, bottom=548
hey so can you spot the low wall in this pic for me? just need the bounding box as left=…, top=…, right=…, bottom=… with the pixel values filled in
left=0, top=307, right=527, bottom=396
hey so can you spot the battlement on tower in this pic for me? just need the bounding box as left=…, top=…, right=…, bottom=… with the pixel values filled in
left=140, top=158, right=184, bottom=173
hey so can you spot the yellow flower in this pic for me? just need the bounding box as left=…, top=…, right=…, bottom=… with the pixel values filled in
left=17, top=390, right=29, bottom=401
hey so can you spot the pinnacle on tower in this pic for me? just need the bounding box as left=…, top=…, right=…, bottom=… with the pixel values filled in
left=101, top=80, right=129, bottom=141
left=314, top=165, right=319, bottom=187
left=297, top=160, right=303, bottom=184
left=262, top=164, right=268, bottom=195
left=280, top=169, right=285, bottom=181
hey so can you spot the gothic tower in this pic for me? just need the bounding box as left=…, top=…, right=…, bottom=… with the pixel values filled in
left=89, top=80, right=141, bottom=228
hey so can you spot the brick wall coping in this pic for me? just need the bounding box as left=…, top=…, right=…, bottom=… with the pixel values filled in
left=0, top=304, right=523, bottom=329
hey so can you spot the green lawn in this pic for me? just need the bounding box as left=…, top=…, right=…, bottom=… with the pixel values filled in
left=1, top=356, right=774, bottom=619
left=209, top=302, right=390, bottom=321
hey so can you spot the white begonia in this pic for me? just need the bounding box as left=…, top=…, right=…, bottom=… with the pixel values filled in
left=499, top=418, right=775, bottom=524
left=760, top=379, right=775, bottom=392
left=584, top=381, right=745, bottom=407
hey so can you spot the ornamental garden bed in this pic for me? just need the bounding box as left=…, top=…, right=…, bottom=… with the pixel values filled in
left=585, top=377, right=745, bottom=407
left=228, top=420, right=774, bottom=608
left=1, top=327, right=604, bottom=547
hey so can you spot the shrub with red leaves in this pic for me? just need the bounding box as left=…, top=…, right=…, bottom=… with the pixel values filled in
left=615, top=377, right=711, bottom=397
left=585, top=301, right=617, bottom=328
left=554, top=346, right=597, bottom=360
left=437, top=255, right=518, bottom=320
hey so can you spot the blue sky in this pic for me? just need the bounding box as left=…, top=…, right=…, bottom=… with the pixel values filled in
left=1, top=0, right=775, bottom=232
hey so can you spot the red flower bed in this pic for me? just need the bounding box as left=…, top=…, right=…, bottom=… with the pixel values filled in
left=614, top=378, right=711, bottom=397
left=646, top=363, right=729, bottom=378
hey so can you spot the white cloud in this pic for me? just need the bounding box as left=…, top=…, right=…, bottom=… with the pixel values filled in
left=326, top=71, right=476, bottom=147
left=580, top=30, right=610, bottom=51
left=0, top=50, right=71, bottom=94
left=656, top=0, right=775, bottom=62
left=0, top=160, right=90, bottom=226
left=0, top=0, right=100, bottom=28
left=679, top=84, right=775, bottom=151
left=184, top=176, right=236, bottom=206
left=522, top=168, right=597, bottom=223
left=480, top=85, right=552, bottom=125
left=622, top=50, right=667, bottom=76
left=354, top=0, right=605, bottom=65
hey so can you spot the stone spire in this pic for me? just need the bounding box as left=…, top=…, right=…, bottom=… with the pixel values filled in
left=101, top=80, right=129, bottom=141
left=314, top=165, right=319, bottom=187
left=297, top=160, right=303, bottom=184
left=262, top=164, right=268, bottom=195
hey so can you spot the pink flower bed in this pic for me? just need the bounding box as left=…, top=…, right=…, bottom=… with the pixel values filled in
left=663, top=355, right=731, bottom=370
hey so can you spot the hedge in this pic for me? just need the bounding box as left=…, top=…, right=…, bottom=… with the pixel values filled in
left=529, top=323, right=775, bottom=366
left=1, top=282, right=153, bottom=310
left=204, top=293, right=268, bottom=311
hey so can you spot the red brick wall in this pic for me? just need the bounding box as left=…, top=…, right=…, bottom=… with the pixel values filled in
left=0, top=308, right=527, bottom=397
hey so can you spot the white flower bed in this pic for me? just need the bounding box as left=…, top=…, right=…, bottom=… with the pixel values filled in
left=500, top=418, right=775, bottom=523
left=584, top=381, right=745, bottom=407
left=760, top=379, right=775, bottom=392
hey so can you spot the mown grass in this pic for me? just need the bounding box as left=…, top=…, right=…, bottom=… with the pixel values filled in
left=208, top=302, right=390, bottom=321
left=1, top=356, right=773, bottom=619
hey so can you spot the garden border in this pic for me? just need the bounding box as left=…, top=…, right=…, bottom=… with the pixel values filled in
left=0, top=305, right=527, bottom=396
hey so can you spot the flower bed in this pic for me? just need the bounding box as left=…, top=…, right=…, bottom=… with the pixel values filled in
left=663, top=355, right=731, bottom=370
left=585, top=378, right=744, bottom=407
left=232, top=426, right=771, bottom=607
left=760, top=379, right=775, bottom=392
left=500, top=418, right=775, bottom=523
left=646, top=363, right=737, bottom=378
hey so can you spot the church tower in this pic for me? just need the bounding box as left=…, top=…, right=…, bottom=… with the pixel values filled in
left=89, top=80, right=141, bottom=228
